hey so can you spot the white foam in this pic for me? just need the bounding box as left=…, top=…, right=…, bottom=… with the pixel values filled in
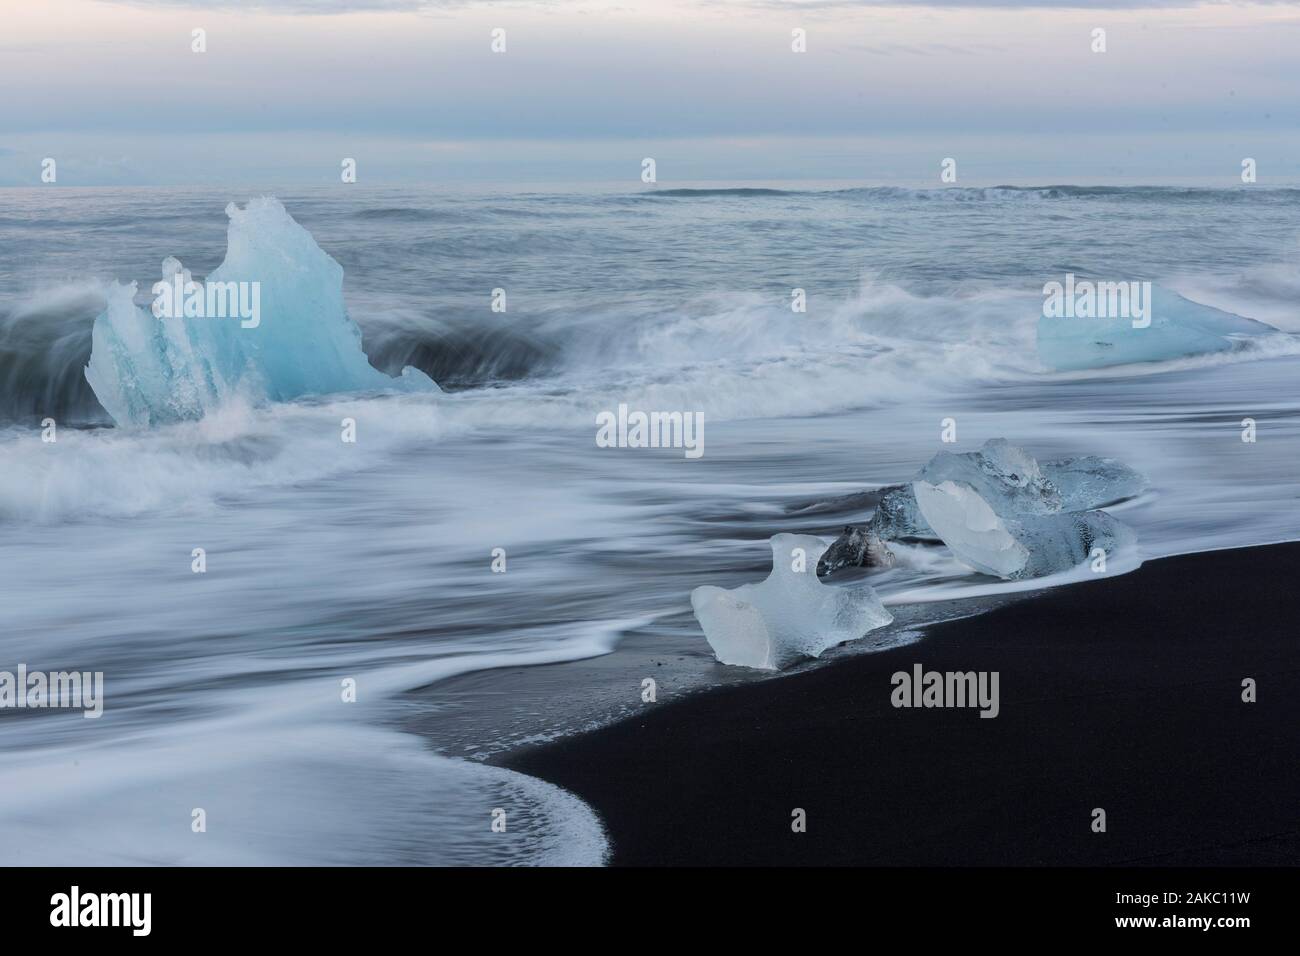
left=0, top=620, right=626, bottom=866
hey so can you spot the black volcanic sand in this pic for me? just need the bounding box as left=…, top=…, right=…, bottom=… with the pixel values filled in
left=502, top=543, right=1300, bottom=866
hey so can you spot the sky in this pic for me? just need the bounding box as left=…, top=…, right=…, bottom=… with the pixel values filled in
left=1, top=0, right=1299, bottom=184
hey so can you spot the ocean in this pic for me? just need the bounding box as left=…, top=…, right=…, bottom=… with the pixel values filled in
left=1, top=182, right=1298, bottom=864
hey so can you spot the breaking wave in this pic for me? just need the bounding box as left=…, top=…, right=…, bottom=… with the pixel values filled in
left=3, top=190, right=1297, bottom=432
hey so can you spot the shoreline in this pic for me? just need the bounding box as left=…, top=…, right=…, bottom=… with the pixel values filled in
left=501, top=542, right=1300, bottom=866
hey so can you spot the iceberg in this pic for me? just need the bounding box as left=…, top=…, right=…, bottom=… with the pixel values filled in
left=858, top=440, right=1142, bottom=545
left=691, top=533, right=892, bottom=670
left=822, top=440, right=1145, bottom=576
left=85, top=198, right=437, bottom=427
left=914, top=480, right=1135, bottom=580
left=1037, top=286, right=1276, bottom=372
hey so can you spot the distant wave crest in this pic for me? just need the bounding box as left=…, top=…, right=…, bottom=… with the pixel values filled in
left=638, top=184, right=1300, bottom=203
left=641, top=187, right=796, bottom=198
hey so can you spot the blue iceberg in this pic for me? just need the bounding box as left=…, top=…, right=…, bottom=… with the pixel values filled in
left=85, top=198, right=437, bottom=427
left=1037, top=286, right=1276, bottom=372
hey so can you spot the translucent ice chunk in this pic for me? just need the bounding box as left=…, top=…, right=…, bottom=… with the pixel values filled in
left=914, top=480, right=1135, bottom=580
left=919, top=438, right=1062, bottom=515
left=84, top=280, right=231, bottom=427
left=1040, top=456, right=1147, bottom=510
left=868, top=439, right=1060, bottom=541
left=691, top=533, right=893, bottom=670
left=1037, top=286, right=1276, bottom=372
left=85, top=198, right=437, bottom=427
left=865, top=440, right=1144, bottom=545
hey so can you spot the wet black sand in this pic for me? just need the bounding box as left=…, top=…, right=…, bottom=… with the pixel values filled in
left=504, top=543, right=1300, bottom=865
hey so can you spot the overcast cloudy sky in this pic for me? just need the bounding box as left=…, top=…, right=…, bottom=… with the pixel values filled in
left=2, top=0, right=1298, bottom=184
